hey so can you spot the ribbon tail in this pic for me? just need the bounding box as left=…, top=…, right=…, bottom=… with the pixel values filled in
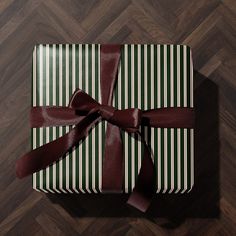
left=127, top=132, right=156, bottom=212
left=16, top=113, right=99, bottom=178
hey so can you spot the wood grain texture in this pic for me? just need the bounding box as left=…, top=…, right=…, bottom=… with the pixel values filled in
left=0, top=0, right=236, bottom=235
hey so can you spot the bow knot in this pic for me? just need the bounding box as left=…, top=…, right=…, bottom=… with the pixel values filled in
left=71, top=89, right=142, bottom=132
left=98, top=105, right=115, bottom=121
left=99, top=106, right=142, bottom=133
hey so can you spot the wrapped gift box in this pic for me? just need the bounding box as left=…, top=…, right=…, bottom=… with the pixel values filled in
left=31, top=44, right=194, bottom=194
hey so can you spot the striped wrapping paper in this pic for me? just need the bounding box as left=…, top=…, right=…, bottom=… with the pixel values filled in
left=31, top=44, right=194, bottom=194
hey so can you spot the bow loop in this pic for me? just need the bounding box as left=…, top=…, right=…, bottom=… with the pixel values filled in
left=69, top=89, right=99, bottom=113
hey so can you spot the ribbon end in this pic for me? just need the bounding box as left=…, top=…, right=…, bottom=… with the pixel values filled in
left=127, top=190, right=152, bottom=213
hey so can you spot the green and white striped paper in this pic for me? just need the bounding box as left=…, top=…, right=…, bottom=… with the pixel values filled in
left=32, top=44, right=194, bottom=194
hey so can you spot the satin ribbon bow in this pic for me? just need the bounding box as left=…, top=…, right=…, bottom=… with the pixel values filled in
left=16, top=44, right=195, bottom=212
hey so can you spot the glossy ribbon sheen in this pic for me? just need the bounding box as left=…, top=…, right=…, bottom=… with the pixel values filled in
left=16, top=44, right=195, bottom=212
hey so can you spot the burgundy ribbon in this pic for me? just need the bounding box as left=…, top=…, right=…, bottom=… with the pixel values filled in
left=15, top=44, right=195, bottom=212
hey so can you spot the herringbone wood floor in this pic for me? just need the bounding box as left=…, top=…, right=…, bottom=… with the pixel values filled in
left=0, top=0, right=236, bottom=235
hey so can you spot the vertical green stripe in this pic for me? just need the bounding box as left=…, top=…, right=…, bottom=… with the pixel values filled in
left=167, top=45, right=171, bottom=192
left=127, top=45, right=132, bottom=191
left=62, top=45, right=66, bottom=191
left=49, top=45, right=53, bottom=191
left=140, top=45, right=144, bottom=110
left=160, top=45, right=164, bottom=192
left=146, top=44, right=151, bottom=144
left=75, top=45, right=79, bottom=191
left=154, top=45, right=158, bottom=191
left=36, top=46, right=40, bottom=190
left=187, top=46, right=191, bottom=190
left=134, top=45, right=139, bottom=180
left=95, top=44, right=99, bottom=192
left=81, top=44, right=86, bottom=192
left=173, top=45, right=178, bottom=192
left=101, top=46, right=106, bottom=192
left=69, top=45, right=73, bottom=191
left=147, top=45, right=151, bottom=109
left=55, top=45, right=60, bottom=191
left=88, top=45, right=93, bottom=192
left=140, top=45, right=144, bottom=182
left=180, top=45, right=184, bottom=190
left=120, top=46, right=126, bottom=190
left=42, top=45, right=47, bottom=191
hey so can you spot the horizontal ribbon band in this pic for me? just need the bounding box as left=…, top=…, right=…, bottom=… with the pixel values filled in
left=30, top=105, right=194, bottom=130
